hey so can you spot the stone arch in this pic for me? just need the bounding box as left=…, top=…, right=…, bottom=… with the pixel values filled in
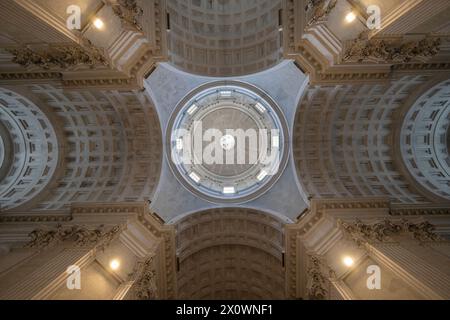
left=175, top=207, right=286, bottom=299
left=0, top=87, right=60, bottom=211
left=293, top=75, right=440, bottom=204
left=166, top=0, right=283, bottom=76
left=1, top=85, right=163, bottom=212
left=395, top=78, right=450, bottom=202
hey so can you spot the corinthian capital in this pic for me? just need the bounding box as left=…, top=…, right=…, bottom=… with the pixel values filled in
left=25, top=224, right=123, bottom=250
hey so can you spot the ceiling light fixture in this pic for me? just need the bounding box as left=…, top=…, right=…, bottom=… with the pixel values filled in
left=93, top=18, right=105, bottom=30
left=110, top=259, right=120, bottom=270
left=343, top=256, right=354, bottom=267
left=345, top=12, right=357, bottom=23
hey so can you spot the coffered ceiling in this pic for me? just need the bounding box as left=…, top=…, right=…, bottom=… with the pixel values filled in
left=0, top=0, right=449, bottom=217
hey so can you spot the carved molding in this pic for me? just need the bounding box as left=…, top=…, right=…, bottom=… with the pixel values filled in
left=344, top=36, right=442, bottom=64
left=285, top=198, right=390, bottom=298
left=306, top=0, right=337, bottom=26
left=111, top=0, right=144, bottom=31
left=393, top=62, right=450, bottom=72
left=404, top=221, right=443, bottom=242
left=285, top=198, right=450, bottom=299
left=71, top=203, right=147, bottom=215
left=317, top=199, right=390, bottom=211
left=0, top=72, right=140, bottom=89
left=306, top=255, right=329, bottom=300
left=292, top=45, right=450, bottom=85
left=127, top=256, right=159, bottom=300
left=339, top=219, right=402, bottom=246
left=0, top=72, right=62, bottom=81
left=24, top=224, right=123, bottom=250
left=286, top=4, right=450, bottom=85
left=137, top=212, right=177, bottom=299
left=390, top=207, right=450, bottom=217
left=7, top=42, right=109, bottom=70
left=339, top=219, right=443, bottom=246
left=0, top=0, right=165, bottom=89
left=0, top=215, right=71, bottom=224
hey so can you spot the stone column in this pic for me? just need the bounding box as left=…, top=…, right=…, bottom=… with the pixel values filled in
left=305, top=255, right=356, bottom=300
left=0, top=224, right=122, bottom=300
left=340, top=219, right=450, bottom=300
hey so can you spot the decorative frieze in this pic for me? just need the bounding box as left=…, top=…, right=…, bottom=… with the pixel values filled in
left=344, top=36, right=441, bottom=63
left=7, top=42, right=109, bottom=70
left=0, top=215, right=71, bottom=223
left=25, top=224, right=123, bottom=250
left=390, top=207, right=450, bottom=217
left=318, top=200, right=390, bottom=211
left=306, top=0, right=337, bottom=26
left=287, top=198, right=450, bottom=300
left=339, top=219, right=402, bottom=246
left=291, top=37, right=450, bottom=85
left=0, top=72, right=140, bottom=89
left=404, top=221, right=442, bottom=242
left=0, top=72, right=62, bottom=81
left=339, top=219, right=443, bottom=246
left=71, top=203, right=146, bottom=215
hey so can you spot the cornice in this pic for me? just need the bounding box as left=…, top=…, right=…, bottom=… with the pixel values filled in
left=137, top=212, right=177, bottom=299
left=0, top=72, right=62, bottom=82
left=285, top=3, right=450, bottom=85
left=305, top=255, right=329, bottom=300
left=1, top=202, right=177, bottom=299
left=0, top=0, right=167, bottom=90
left=283, top=0, right=297, bottom=53
left=291, top=44, right=450, bottom=85
left=393, top=62, right=450, bottom=71
left=61, top=76, right=138, bottom=89
left=284, top=197, right=449, bottom=299
left=339, top=218, right=443, bottom=247
left=0, top=72, right=140, bottom=90
left=6, top=42, right=110, bottom=70
left=390, top=206, right=450, bottom=217
left=9, top=39, right=164, bottom=90
left=71, top=202, right=148, bottom=215
left=0, top=214, right=72, bottom=224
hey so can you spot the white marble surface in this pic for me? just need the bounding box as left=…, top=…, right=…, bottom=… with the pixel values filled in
left=145, top=61, right=309, bottom=224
